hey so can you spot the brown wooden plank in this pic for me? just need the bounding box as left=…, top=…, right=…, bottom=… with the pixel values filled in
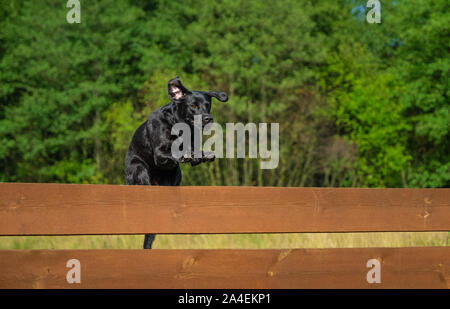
left=0, top=183, right=449, bottom=235
left=0, top=247, right=448, bottom=289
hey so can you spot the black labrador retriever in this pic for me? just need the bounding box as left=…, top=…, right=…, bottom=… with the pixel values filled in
left=124, top=77, right=228, bottom=249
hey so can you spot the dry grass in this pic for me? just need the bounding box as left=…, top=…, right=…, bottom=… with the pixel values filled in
left=0, top=232, right=448, bottom=250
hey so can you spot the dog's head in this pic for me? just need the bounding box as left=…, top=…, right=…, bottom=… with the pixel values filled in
left=168, top=77, right=228, bottom=127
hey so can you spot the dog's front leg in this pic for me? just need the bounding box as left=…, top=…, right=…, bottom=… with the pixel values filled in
left=143, top=234, right=156, bottom=249
left=154, top=146, right=183, bottom=169
left=202, top=151, right=215, bottom=162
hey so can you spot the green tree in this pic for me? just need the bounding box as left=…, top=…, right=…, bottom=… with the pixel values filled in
left=322, top=0, right=449, bottom=187
left=1, top=0, right=447, bottom=189
left=390, top=0, right=449, bottom=187
left=0, top=0, right=152, bottom=182
left=155, top=0, right=343, bottom=186
left=323, top=43, right=411, bottom=187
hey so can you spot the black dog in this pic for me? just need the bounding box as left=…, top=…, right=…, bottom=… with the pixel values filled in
left=124, top=77, right=228, bottom=249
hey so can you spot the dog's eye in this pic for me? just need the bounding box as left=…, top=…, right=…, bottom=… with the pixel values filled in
left=192, top=104, right=199, bottom=109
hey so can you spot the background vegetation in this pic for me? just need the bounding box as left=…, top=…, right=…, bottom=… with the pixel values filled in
left=0, top=0, right=448, bottom=249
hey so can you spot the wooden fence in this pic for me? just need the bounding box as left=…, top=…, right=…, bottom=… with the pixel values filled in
left=0, top=183, right=449, bottom=288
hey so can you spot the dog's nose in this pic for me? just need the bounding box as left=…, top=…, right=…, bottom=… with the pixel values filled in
left=203, top=115, right=213, bottom=124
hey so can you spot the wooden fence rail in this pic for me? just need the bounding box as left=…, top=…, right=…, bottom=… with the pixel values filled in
left=0, top=183, right=449, bottom=289
left=0, top=248, right=449, bottom=289
left=1, top=183, right=449, bottom=235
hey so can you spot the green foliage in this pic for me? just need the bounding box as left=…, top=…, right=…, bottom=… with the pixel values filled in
left=321, top=0, right=449, bottom=187
left=0, top=0, right=447, bottom=188
left=323, top=43, right=411, bottom=186
left=150, top=0, right=349, bottom=187
left=391, top=0, right=449, bottom=187
left=0, top=0, right=151, bottom=182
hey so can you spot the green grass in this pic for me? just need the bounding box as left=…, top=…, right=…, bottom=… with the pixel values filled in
left=0, top=232, right=448, bottom=250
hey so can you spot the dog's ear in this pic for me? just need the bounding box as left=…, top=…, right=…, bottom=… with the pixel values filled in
left=206, top=91, right=228, bottom=102
left=168, top=77, right=191, bottom=101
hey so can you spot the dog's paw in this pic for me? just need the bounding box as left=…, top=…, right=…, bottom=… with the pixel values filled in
left=178, top=153, right=192, bottom=163
left=190, top=158, right=203, bottom=166
left=203, top=152, right=215, bottom=162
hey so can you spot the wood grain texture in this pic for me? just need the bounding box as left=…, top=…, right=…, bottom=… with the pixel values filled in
left=0, top=183, right=449, bottom=235
left=0, top=248, right=448, bottom=289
